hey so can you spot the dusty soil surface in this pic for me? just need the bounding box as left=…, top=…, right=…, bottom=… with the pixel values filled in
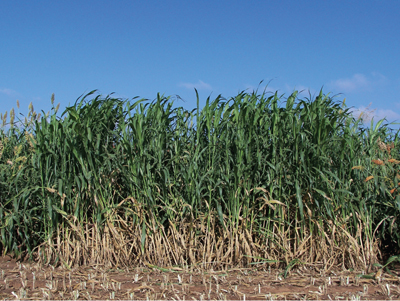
left=0, top=255, right=399, bottom=300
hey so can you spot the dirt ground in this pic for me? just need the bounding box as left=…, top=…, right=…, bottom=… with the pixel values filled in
left=0, top=255, right=399, bottom=300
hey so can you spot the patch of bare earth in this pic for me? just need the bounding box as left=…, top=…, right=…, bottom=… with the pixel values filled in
left=0, top=256, right=399, bottom=300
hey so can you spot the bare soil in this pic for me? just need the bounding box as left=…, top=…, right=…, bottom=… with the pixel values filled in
left=0, top=255, right=399, bottom=300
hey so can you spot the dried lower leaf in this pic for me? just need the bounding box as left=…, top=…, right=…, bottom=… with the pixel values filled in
left=365, top=175, right=374, bottom=182
left=372, top=159, right=384, bottom=165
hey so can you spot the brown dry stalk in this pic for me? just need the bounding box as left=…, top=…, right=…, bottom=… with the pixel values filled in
left=34, top=211, right=378, bottom=273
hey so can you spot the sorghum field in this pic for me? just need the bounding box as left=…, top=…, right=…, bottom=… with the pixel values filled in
left=0, top=89, right=400, bottom=299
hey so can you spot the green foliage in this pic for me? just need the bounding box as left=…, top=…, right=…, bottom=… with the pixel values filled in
left=0, top=89, right=399, bottom=264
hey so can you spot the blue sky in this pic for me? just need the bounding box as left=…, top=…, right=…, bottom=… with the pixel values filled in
left=1, top=0, right=399, bottom=128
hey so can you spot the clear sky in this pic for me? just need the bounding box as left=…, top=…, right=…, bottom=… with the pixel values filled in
left=1, top=0, right=399, bottom=128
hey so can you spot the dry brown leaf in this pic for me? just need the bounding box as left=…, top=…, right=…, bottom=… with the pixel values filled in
left=372, top=159, right=384, bottom=165
left=365, top=175, right=374, bottom=182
